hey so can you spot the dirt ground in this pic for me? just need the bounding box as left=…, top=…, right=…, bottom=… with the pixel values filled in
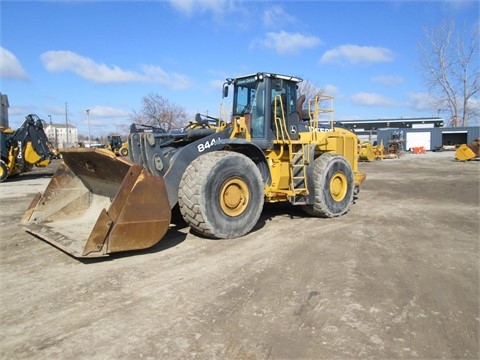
left=1, top=152, right=479, bottom=360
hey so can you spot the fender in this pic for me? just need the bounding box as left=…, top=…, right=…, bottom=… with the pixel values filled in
left=162, top=132, right=270, bottom=209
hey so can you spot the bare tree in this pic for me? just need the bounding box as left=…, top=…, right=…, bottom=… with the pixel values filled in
left=297, top=78, right=325, bottom=108
left=417, top=20, right=479, bottom=126
left=131, top=93, right=189, bottom=131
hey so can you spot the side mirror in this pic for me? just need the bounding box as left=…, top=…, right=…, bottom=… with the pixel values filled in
left=274, top=79, right=284, bottom=91
left=223, top=84, right=229, bottom=98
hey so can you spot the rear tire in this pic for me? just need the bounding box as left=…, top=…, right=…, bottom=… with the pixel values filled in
left=302, top=153, right=354, bottom=218
left=120, top=147, right=128, bottom=157
left=0, top=160, right=8, bottom=182
left=179, top=151, right=264, bottom=238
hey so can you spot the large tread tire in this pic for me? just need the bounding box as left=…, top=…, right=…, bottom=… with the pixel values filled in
left=0, top=160, right=8, bottom=182
left=302, top=153, right=354, bottom=218
left=179, top=151, right=264, bottom=239
left=119, top=147, right=128, bottom=157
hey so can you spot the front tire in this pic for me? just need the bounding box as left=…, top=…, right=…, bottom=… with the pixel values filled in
left=179, top=152, right=264, bottom=238
left=0, top=160, right=9, bottom=182
left=302, top=153, right=354, bottom=218
left=120, top=147, right=128, bottom=157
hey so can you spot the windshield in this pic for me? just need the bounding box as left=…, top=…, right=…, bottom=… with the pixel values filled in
left=232, top=77, right=259, bottom=116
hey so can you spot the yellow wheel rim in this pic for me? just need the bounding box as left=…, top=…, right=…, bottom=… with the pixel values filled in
left=219, top=177, right=249, bottom=217
left=329, top=172, right=348, bottom=202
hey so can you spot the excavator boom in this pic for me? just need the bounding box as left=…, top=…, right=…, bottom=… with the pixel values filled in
left=21, top=148, right=171, bottom=257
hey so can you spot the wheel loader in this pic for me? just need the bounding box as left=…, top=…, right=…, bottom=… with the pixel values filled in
left=1, top=114, right=54, bottom=182
left=106, top=134, right=129, bottom=157
left=21, top=72, right=366, bottom=258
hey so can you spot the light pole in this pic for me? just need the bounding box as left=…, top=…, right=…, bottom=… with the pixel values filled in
left=86, top=109, right=91, bottom=145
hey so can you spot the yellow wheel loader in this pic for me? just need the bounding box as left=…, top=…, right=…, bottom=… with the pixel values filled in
left=22, top=72, right=366, bottom=258
left=1, top=114, right=54, bottom=182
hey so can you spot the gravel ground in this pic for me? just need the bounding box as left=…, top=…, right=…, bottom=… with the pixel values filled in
left=0, top=152, right=479, bottom=359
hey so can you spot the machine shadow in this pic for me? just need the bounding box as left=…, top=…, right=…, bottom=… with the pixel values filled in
left=3, top=172, right=54, bottom=182
left=80, top=222, right=190, bottom=264
left=71, top=201, right=345, bottom=264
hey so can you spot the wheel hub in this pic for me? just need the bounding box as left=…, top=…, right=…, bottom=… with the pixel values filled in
left=330, top=172, right=347, bottom=202
left=219, top=177, right=249, bottom=217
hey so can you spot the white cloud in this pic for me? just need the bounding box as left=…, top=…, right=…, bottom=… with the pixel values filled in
left=263, top=6, right=297, bottom=28
left=372, top=75, right=404, bottom=86
left=88, top=106, right=130, bottom=118
left=41, top=50, right=140, bottom=83
left=44, top=105, right=66, bottom=117
left=79, top=106, right=130, bottom=129
left=0, top=47, right=29, bottom=80
left=320, top=44, right=395, bottom=64
left=210, top=79, right=225, bottom=90
left=467, top=97, right=480, bottom=111
left=252, top=31, right=322, bottom=55
left=168, top=0, right=237, bottom=16
left=140, top=65, right=192, bottom=90
left=9, top=106, right=31, bottom=116
left=407, top=92, right=439, bottom=111
left=351, top=92, right=396, bottom=106
left=40, top=50, right=192, bottom=89
left=442, top=0, right=475, bottom=11
left=324, top=84, right=339, bottom=96
left=168, top=0, right=195, bottom=14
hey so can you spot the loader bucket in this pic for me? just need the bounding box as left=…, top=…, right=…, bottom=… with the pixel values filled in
left=21, top=148, right=172, bottom=258
left=455, top=144, right=477, bottom=161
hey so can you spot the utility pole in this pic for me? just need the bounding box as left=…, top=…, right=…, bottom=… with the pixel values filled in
left=86, top=109, right=91, bottom=146
left=65, top=102, right=69, bottom=148
left=47, top=114, right=57, bottom=150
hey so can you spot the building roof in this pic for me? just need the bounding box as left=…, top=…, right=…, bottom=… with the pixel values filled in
left=336, top=117, right=444, bottom=133
left=339, top=117, right=443, bottom=124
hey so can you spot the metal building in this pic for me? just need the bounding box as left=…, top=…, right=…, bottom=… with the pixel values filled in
left=338, top=117, right=444, bottom=141
left=376, top=126, right=480, bottom=151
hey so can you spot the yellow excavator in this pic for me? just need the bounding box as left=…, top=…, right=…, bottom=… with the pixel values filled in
left=21, top=72, right=366, bottom=258
left=1, top=114, right=54, bottom=182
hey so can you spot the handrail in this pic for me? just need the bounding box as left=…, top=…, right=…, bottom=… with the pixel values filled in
left=273, top=94, right=290, bottom=142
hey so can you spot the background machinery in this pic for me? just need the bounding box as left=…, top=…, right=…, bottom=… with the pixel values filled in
left=454, top=138, right=480, bottom=161
left=358, top=141, right=386, bottom=161
left=107, top=134, right=129, bottom=156
left=22, top=72, right=366, bottom=258
left=0, top=114, right=53, bottom=182
left=106, top=125, right=171, bottom=156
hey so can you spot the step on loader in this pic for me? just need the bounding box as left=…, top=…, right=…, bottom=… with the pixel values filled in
left=21, top=72, right=366, bottom=258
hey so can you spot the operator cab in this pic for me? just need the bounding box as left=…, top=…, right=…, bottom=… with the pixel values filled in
left=224, top=72, right=304, bottom=149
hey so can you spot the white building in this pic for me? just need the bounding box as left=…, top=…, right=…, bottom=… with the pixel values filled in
left=44, top=123, right=79, bottom=149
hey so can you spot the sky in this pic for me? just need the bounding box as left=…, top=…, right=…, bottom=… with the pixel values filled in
left=1, top=0, right=479, bottom=138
